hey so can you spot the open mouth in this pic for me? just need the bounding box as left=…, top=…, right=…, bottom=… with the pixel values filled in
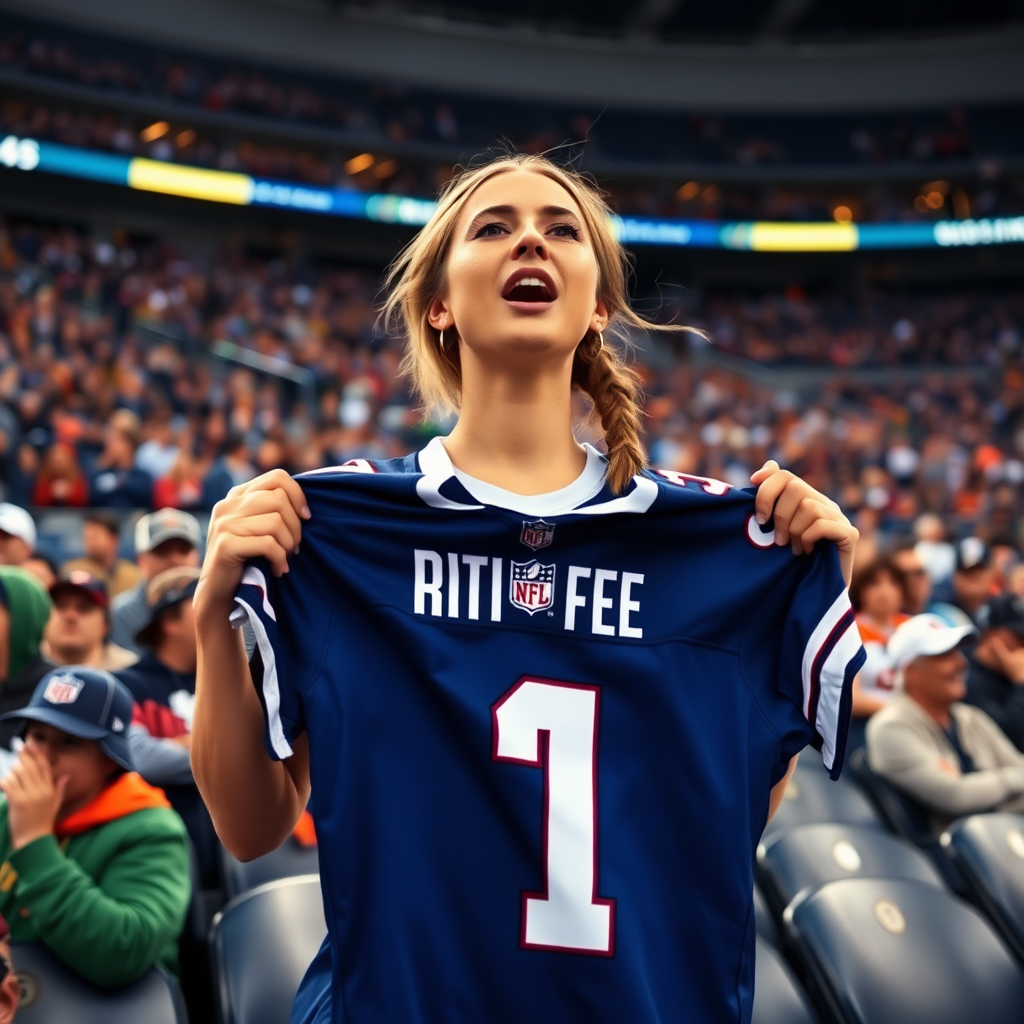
left=502, top=269, right=557, bottom=304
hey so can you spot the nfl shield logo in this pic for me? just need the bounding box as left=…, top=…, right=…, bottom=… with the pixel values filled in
left=44, top=673, right=85, bottom=705
left=520, top=519, right=555, bottom=551
left=510, top=560, right=556, bottom=615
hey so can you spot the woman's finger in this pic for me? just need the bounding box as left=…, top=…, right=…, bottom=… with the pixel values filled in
left=768, top=480, right=808, bottom=546
left=235, top=490, right=304, bottom=550
left=787, top=498, right=837, bottom=549
left=214, top=532, right=292, bottom=578
left=237, top=469, right=310, bottom=521
left=753, top=469, right=794, bottom=526
left=231, top=512, right=301, bottom=560
left=749, top=460, right=780, bottom=487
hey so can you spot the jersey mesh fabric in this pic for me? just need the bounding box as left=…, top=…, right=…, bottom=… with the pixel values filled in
left=234, top=442, right=864, bottom=1024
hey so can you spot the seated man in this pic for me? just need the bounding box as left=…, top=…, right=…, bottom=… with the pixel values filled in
left=0, top=667, right=190, bottom=989
left=965, top=593, right=1024, bottom=751
left=867, top=613, right=1024, bottom=835
left=42, top=571, right=137, bottom=673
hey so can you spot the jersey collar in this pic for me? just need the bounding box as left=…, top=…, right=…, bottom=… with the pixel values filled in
left=415, top=436, right=658, bottom=516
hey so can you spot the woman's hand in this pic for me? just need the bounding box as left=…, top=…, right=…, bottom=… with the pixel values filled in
left=0, top=745, right=68, bottom=851
left=751, top=461, right=858, bottom=587
left=196, top=469, right=310, bottom=613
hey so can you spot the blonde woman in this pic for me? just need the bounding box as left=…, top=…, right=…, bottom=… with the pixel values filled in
left=193, top=154, right=862, bottom=1024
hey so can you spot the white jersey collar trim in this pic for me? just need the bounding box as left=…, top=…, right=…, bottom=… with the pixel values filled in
left=415, top=436, right=659, bottom=516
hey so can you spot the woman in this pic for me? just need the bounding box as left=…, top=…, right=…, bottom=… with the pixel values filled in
left=30, top=442, right=88, bottom=508
left=849, top=555, right=911, bottom=742
left=193, top=154, right=861, bottom=1024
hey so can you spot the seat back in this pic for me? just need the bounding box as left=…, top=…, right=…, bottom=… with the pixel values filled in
left=220, top=837, right=319, bottom=901
left=11, top=943, right=186, bottom=1024
left=942, top=813, right=1024, bottom=963
left=210, top=874, right=326, bottom=1024
left=762, top=760, right=882, bottom=839
left=753, top=884, right=780, bottom=947
left=758, top=823, right=944, bottom=916
left=752, top=937, right=819, bottom=1024
left=785, top=877, right=1024, bottom=1024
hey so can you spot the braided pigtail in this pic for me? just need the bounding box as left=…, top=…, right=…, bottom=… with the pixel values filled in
left=572, top=331, right=646, bottom=494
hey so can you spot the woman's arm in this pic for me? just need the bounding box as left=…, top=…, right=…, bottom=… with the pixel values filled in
left=192, top=470, right=311, bottom=861
left=766, top=755, right=798, bottom=824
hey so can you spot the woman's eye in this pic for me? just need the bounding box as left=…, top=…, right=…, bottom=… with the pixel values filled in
left=549, top=223, right=581, bottom=240
left=474, top=222, right=507, bottom=238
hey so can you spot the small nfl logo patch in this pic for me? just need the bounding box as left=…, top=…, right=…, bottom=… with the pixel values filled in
left=44, top=673, right=85, bottom=705
left=510, top=560, right=556, bottom=615
left=520, top=519, right=555, bottom=551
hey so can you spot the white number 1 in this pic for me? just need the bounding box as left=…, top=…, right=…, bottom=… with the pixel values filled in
left=491, top=677, right=615, bottom=956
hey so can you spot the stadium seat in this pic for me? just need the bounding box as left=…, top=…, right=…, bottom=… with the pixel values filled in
left=784, top=877, right=1024, bottom=1024
left=210, top=874, right=326, bottom=1024
left=848, top=748, right=965, bottom=890
left=941, top=813, right=1024, bottom=964
left=762, top=759, right=882, bottom=839
left=220, top=835, right=320, bottom=901
left=757, top=823, right=944, bottom=917
left=753, top=883, right=780, bottom=947
left=752, top=937, right=820, bottom=1024
left=11, top=942, right=186, bottom=1024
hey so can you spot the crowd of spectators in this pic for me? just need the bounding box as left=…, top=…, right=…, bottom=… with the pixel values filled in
left=3, top=16, right=1024, bottom=224
left=1, top=216, right=1022, bottom=569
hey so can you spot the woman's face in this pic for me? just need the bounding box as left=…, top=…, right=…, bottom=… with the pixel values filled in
left=862, top=570, right=904, bottom=622
left=437, top=169, right=606, bottom=366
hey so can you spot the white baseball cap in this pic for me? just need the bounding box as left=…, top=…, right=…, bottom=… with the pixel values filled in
left=0, top=503, right=36, bottom=552
left=888, top=613, right=977, bottom=671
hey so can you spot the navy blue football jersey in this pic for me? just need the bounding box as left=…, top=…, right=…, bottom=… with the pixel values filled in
left=233, top=438, right=865, bottom=1024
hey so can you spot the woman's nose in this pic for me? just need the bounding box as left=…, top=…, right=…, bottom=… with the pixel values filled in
left=512, top=224, right=548, bottom=260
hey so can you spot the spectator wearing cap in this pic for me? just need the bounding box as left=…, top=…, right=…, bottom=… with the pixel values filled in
left=0, top=667, right=189, bottom=988
left=61, top=512, right=142, bottom=600
left=867, top=614, right=1024, bottom=834
left=939, top=537, right=999, bottom=628
left=0, top=569, right=52, bottom=750
left=964, top=594, right=1024, bottom=752
left=0, top=913, right=20, bottom=1023
left=0, top=505, right=36, bottom=568
left=115, top=567, right=216, bottom=882
left=42, top=572, right=137, bottom=674
left=21, top=554, right=58, bottom=593
left=87, top=414, right=154, bottom=510
left=109, top=509, right=201, bottom=657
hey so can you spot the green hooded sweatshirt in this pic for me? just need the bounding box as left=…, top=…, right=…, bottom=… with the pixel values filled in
left=0, top=567, right=52, bottom=745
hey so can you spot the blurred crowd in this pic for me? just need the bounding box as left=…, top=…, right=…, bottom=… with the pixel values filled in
left=3, top=14, right=1024, bottom=223
left=1, top=216, right=1022, bottom=569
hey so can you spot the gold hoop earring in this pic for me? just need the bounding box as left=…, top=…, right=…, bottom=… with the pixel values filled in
left=598, top=331, right=604, bottom=351
left=439, top=329, right=445, bottom=352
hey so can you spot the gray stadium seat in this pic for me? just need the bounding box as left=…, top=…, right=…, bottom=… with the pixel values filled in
left=752, top=937, right=820, bottom=1024
left=11, top=942, right=186, bottom=1024
left=210, top=874, right=326, bottom=1024
left=941, top=813, right=1024, bottom=964
left=757, top=823, right=944, bottom=916
left=784, top=877, right=1024, bottom=1024
left=753, top=883, right=780, bottom=947
left=762, top=759, right=882, bottom=839
left=220, top=835, right=319, bottom=901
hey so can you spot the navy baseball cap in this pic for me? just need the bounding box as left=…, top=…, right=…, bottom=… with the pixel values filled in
left=0, top=667, right=133, bottom=772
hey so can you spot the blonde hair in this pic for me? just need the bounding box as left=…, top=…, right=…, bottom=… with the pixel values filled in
left=382, top=152, right=692, bottom=493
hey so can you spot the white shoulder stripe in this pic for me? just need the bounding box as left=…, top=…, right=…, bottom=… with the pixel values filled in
left=800, top=589, right=852, bottom=718
left=816, top=622, right=862, bottom=771
left=233, top=596, right=293, bottom=760
left=240, top=566, right=277, bottom=621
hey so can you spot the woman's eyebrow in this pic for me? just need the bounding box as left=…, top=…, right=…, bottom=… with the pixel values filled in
left=467, top=204, right=582, bottom=225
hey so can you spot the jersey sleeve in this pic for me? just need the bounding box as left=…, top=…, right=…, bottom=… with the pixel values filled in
left=777, top=546, right=866, bottom=780
left=230, top=560, right=307, bottom=761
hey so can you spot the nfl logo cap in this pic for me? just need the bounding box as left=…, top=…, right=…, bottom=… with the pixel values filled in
left=0, top=667, right=134, bottom=772
left=0, top=503, right=36, bottom=553
left=134, top=508, right=202, bottom=555
left=50, top=569, right=109, bottom=610
left=888, top=613, right=978, bottom=672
